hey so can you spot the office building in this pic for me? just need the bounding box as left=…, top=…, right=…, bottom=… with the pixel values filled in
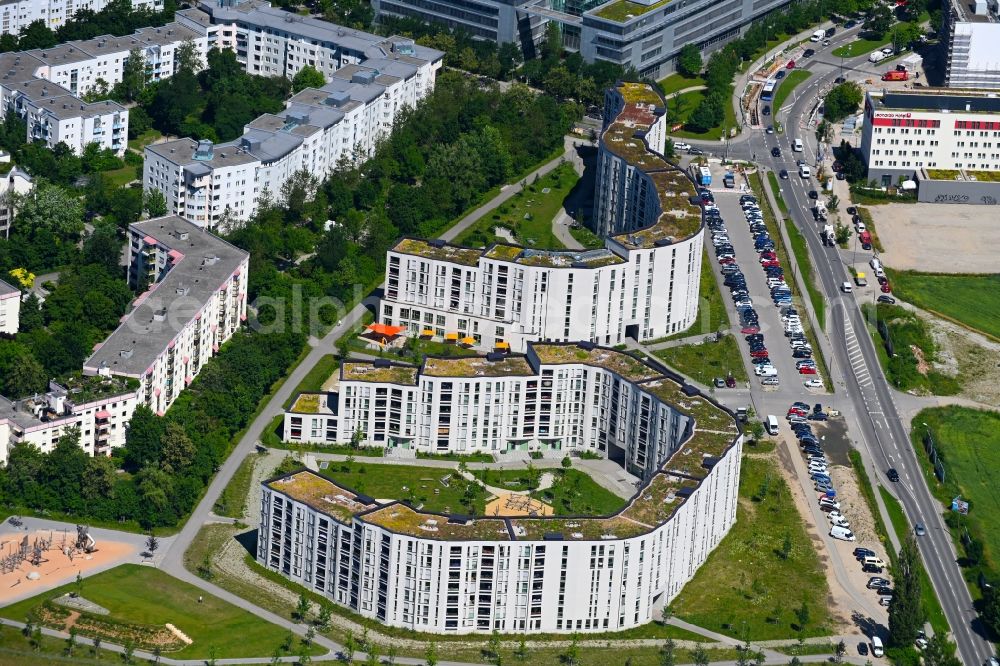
left=0, top=276, right=18, bottom=334
left=262, top=342, right=742, bottom=634
left=378, top=83, right=703, bottom=352
left=143, top=1, right=443, bottom=228
left=0, top=375, right=140, bottom=464
left=373, top=0, right=793, bottom=79
left=82, top=216, right=249, bottom=415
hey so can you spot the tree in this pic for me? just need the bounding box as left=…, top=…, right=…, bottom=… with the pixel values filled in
left=888, top=535, right=924, bottom=647
left=122, top=638, right=135, bottom=664
left=561, top=455, right=572, bottom=469
left=835, top=222, right=852, bottom=245
left=692, top=645, right=710, bottom=666
left=486, top=630, right=502, bottom=662
left=981, top=584, right=1000, bottom=637
left=676, top=43, right=703, bottom=78
left=425, top=640, right=438, bottom=666
left=303, top=626, right=315, bottom=646
left=794, top=600, right=810, bottom=631
left=0, top=341, right=46, bottom=398
left=316, top=602, right=332, bottom=631
left=13, top=182, right=85, bottom=238
left=122, top=406, right=166, bottom=471
left=295, top=592, right=311, bottom=622
left=145, top=532, right=159, bottom=558
left=780, top=532, right=793, bottom=560
left=65, top=626, right=77, bottom=656
left=921, top=633, right=961, bottom=666
left=513, top=639, right=528, bottom=661
left=827, top=194, right=840, bottom=212
left=292, top=65, right=326, bottom=92
left=687, top=92, right=725, bottom=133
left=893, top=21, right=922, bottom=52
left=540, top=21, right=562, bottom=62
left=364, top=644, right=381, bottom=666
left=824, top=82, right=863, bottom=123
left=161, top=422, right=196, bottom=472
left=562, top=634, right=580, bottom=666
left=117, top=48, right=148, bottom=102
left=864, top=5, right=893, bottom=38
left=175, top=39, right=202, bottom=74
left=144, top=189, right=167, bottom=218
left=659, top=638, right=676, bottom=666
left=834, top=639, right=846, bottom=663
left=816, top=119, right=834, bottom=144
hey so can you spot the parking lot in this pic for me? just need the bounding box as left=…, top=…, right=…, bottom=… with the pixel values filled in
left=864, top=202, right=1000, bottom=273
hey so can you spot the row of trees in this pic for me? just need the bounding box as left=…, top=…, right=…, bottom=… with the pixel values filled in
left=0, top=0, right=176, bottom=53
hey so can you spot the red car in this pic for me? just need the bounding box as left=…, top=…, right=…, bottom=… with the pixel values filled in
left=799, top=367, right=818, bottom=375
left=881, top=282, right=892, bottom=293
left=751, top=350, right=770, bottom=358
left=760, top=251, right=777, bottom=260
left=787, top=409, right=807, bottom=417
left=741, top=325, right=760, bottom=334
left=762, top=260, right=781, bottom=268
left=787, top=60, right=796, bottom=69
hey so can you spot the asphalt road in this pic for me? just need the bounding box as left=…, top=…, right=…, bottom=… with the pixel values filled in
left=751, top=46, right=993, bottom=666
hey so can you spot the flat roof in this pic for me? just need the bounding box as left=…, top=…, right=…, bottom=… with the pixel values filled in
left=342, top=361, right=419, bottom=385
left=84, top=216, right=248, bottom=378
left=870, top=88, right=1000, bottom=114
left=267, top=343, right=740, bottom=542
left=422, top=356, right=534, bottom=378
left=267, top=470, right=377, bottom=525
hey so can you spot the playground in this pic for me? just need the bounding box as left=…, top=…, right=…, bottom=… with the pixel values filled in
left=0, top=525, right=135, bottom=606
left=484, top=492, right=554, bottom=517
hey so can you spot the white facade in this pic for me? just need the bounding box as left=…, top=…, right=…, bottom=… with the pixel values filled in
left=379, top=83, right=702, bottom=352
left=142, top=2, right=443, bottom=228
left=0, top=0, right=163, bottom=37
left=0, top=378, right=140, bottom=464
left=82, top=216, right=248, bottom=415
left=0, top=276, right=18, bottom=334
left=0, top=165, right=33, bottom=238
left=262, top=347, right=742, bottom=634
left=860, top=89, right=1000, bottom=184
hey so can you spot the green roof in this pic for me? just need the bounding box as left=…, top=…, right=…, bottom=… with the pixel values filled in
left=593, top=0, right=673, bottom=22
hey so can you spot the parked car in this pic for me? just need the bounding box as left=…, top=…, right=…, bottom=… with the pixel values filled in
left=878, top=295, right=896, bottom=304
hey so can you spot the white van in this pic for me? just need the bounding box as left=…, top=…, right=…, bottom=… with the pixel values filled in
left=863, top=556, right=887, bottom=568
left=869, top=50, right=886, bottom=63
left=871, top=636, right=884, bottom=657
left=830, top=526, right=856, bottom=541
left=810, top=29, right=825, bottom=42
left=766, top=415, right=779, bottom=435
left=793, top=138, right=803, bottom=152
left=870, top=256, right=886, bottom=278
left=799, top=165, right=811, bottom=178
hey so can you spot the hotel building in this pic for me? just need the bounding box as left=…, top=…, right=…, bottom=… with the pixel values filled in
left=378, top=83, right=703, bottom=352
left=262, top=343, right=742, bottom=634
left=82, top=215, right=248, bottom=415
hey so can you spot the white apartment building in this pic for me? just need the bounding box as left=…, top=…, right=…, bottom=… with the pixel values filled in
left=0, top=376, right=140, bottom=463
left=861, top=89, right=1000, bottom=186
left=0, top=276, right=18, bottom=334
left=379, top=83, right=702, bottom=352
left=144, top=2, right=443, bottom=227
left=262, top=345, right=742, bottom=634
left=82, top=216, right=248, bottom=415
left=0, top=0, right=162, bottom=37
left=0, top=164, right=33, bottom=238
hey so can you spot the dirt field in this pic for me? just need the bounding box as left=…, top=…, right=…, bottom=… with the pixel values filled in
left=0, top=532, right=137, bottom=606
left=866, top=203, right=1000, bottom=273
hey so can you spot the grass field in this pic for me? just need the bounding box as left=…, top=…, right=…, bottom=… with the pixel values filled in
left=658, top=72, right=706, bottom=96
left=771, top=70, right=812, bottom=110
left=0, top=623, right=125, bottom=664
left=767, top=171, right=789, bottom=215
left=860, top=303, right=960, bottom=395
left=1, top=565, right=321, bottom=659
left=831, top=36, right=891, bottom=58
left=282, top=353, right=338, bottom=408
left=127, top=129, right=162, bottom=152
left=878, top=486, right=950, bottom=636
left=455, top=163, right=598, bottom=250
left=214, top=452, right=258, bottom=518
left=670, top=89, right=740, bottom=141
left=885, top=270, right=1000, bottom=342
left=910, top=407, right=1000, bottom=582
left=472, top=467, right=626, bottom=516
left=672, top=456, right=834, bottom=640
left=785, top=219, right=826, bottom=329
left=101, top=165, right=137, bottom=189
left=854, top=207, right=884, bottom=252
left=654, top=334, right=748, bottom=385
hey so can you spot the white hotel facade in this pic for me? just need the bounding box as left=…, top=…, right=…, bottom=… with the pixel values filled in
left=143, top=1, right=443, bottom=228
left=378, top=83, right=703, bottom=352
left=262, top=344, right=742, bottom=634
left=82, top=215, right=248, bottom=415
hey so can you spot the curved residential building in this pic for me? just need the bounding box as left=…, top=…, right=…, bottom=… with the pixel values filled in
left=378, top=82, right=703, bottom=352
left=260, top=342, right=742, bottom=634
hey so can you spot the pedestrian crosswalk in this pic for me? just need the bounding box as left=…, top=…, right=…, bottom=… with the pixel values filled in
left=843, top=316, right=872, bottom=388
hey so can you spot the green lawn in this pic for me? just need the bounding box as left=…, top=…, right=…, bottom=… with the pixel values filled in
left=659, top=72, right=706, bottom=96
left=320, top=460, right=486, bottom=514
left=767, top=171, right=789, bottom=215
left=127, top=128, right=162, bottom=152
left=473, top=467, right=626, bottom=516
left=214, top=452, right=258, bottom=518
left=671, top=89, right=740, bottom=141
left=101, top=165, right=137, bottom=188
left=854, top=207, right=884, bottom=252
left=340, top=334, right=479, bottom=365
left=654, top=334, right=748, bottom=385
left=878, top=486, right=950, bottom=636
left=672, top=456, right=834, bottom=640
left=910, top=407, right=1000, bottom=578
left=283, top=353, right=338, bottom=408
left=455, top=163, right=597, bottom=250
left=785, top=219, right=826, bottom=329
left=860, top=303, right=960, bottom=395
left=885, top=270, right=1000, bottom=342
left=0, top=623, right=124, bottom=664
left=771, top=70, right=812, bottom=111
left=658, top=252, right=729, bottom=342
left=1, top=565, right=322, bottom=660
left=831, top=36, right=891, bottom=58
